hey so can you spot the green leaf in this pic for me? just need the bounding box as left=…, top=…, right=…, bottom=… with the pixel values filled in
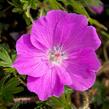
left=35, top=101, right=52, bottom=109
left=0, top=46, right=12, bottom=67
left=101, top=31, right=109, bottom=39
left=82, top=0, right=102, bottom=7
left=47, top=97, right=62, bottom=108
left=93, top=81, right=106, bottom=105
left=0, top=77, right=24, bottom=102
left=48, top=0, right=63, bottom=9
left=11, top=103, right=20, bottom=109
left=64, top=86, right=73, bottom=94
left=12, top=8, right=23, bottom=13
left=30, top=0, right=37, bottom=9
left=23, top=14, right=31, bottom=25
left=89, top=18, right=108, bottom=31
left=3, top=67, right=16, bottom=73
left=4, top=78, right=24, bottom=94
left=68, top=0, right=89, bottom=17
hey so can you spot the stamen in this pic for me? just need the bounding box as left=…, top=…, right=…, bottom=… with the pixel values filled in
left=48, top=46, right=67, bottom=66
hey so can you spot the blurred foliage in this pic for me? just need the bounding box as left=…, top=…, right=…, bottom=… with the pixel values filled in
left=0, top=0, right=109, bottom=109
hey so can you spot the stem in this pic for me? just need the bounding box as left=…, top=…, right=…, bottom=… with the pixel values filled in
left=89, top=18, right=107, bottom=31
left=26, top=6, right=33, bottom=23
left=82, top=92, right=89, bottom=109
left=39, top=8, right=44, bottom=17
left=14, top=97, right=36, bottom=103
left=61, top=94, right=72, bottom=109
left=13, top=72, right=26, bottom=87
left=103, top=46, right=108, bottom=61
left=3, top=6, right=12, bottom=12
left=103, top=40, right=109, bottom=61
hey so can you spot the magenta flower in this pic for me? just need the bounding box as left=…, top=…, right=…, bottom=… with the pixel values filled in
left=91, top=2, right=104, bottom=14
left=13, top=10, right=101, bottom=101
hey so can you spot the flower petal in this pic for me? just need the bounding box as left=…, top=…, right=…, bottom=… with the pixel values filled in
left=27, top=69, right=64, bottom=101
left=54, top=67, right=73, bottom=85
left=47, top=11, right=100, bottom=51
left=30, top=10, right=88, bottom=49
left=61, top=25, right=101, bottom=53
left=65, top=49, right=100, bottom=91
left=12, top=34, right=47, bottom=77
left=69, top=71, right=96, bottom=91
left=47, top=10, right=88, bottom=47
left=30, top=10, right=66, bottom=50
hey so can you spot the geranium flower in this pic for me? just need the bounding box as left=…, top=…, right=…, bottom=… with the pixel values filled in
left=90, top=1, right=104, bottom=14
left=13, top=10, right=101, bottom=101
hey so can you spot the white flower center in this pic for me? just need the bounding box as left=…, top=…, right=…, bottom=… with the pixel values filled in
left=48, top=46, right=67, bottom=66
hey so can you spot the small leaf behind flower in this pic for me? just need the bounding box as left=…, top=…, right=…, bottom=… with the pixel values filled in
left=0, top=46, right=12, bottom=67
